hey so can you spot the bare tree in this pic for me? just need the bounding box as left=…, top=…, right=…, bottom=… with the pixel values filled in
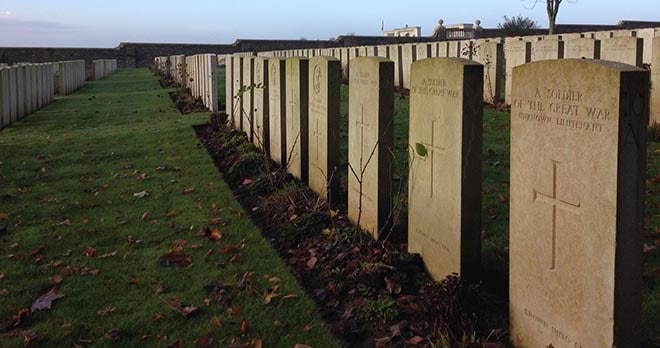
left=523, top=0, right=577, bottom=35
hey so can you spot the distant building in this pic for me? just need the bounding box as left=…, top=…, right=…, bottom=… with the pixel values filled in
left=383, top=25, right=421, bottom=37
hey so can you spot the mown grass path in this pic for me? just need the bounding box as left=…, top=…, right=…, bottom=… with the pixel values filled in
left=0, top=69, right=339, bottom=347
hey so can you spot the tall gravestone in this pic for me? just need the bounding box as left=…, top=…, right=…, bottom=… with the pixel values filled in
left=504, top=40, right=532, bottom=104
left=308, top=56, right=341, bottom=202
left=348, top=57, right=394, bottom=238
left=652, top=37, right=660, bottom=124
left=0, top=68, right=8, bottom=129
left=600, top=37, right=643, bottom=67
left=16, top=65, right=25, bottom=119
left=8, top=67, right=17, bottom=122
left=564, top=38, right=601, bottom=59
left=437, top=42, right=449, bottom=57
left=416, top=43, right=431, bottom=61
left=242, top=57, right=255, bottom=140
left=268, top=58, right=287, bottom=165
left=225, top=55, right=234, bottom=119
left=473, top=40, right=504, bottom=103
left=253, top=57, right=269, bottom=150
left=401, top=44, right=416, bottom=88
left=408, top=58, right=483, bottom=281
left=232, top=57, right=243, bottom=129
left=285, top=57, right=309, bottom=182
left=389, top=45, right=402, bottom=88
left=448, top=41, right=461, bottom=58
left=510, top=59, right=648, bottom=347
left=532, top=39, right=564, bottom=61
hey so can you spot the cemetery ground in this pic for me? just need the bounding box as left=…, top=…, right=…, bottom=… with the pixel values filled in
left=1, top=65, right=660, bottom=347
left=0, top=69, right=340, bottom=347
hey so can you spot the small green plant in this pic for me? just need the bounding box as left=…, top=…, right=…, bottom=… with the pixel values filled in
left=358, top=297, right=399, bottom=324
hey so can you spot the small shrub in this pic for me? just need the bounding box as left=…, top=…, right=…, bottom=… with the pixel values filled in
left=226, top=152, right=264, bottom=182
left=358, top=297, right=399, bottom=324
left=278, top=212, right=330, bottom=244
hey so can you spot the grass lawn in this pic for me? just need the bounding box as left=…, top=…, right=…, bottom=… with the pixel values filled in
left=0, top=68, right=340, bottom=347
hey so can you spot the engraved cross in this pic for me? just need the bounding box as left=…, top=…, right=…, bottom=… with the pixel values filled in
left=356, top=104, right=371, bottom=171
left=534, top=160, right=581, bottom=271
left=312, top=118, right=322, bottom=161
left=418, top=120, right=447, bottom=198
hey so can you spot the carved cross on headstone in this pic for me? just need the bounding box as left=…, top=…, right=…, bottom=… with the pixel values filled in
left=312, top=118, right=322, bottom=161
left=533, top=160, right=581, bottom=270
left=355, top=103, right=371, bottom=170
left=418, top=120, right=447, bottom=198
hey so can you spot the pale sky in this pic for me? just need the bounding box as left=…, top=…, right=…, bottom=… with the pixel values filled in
left=0, top=0, right=658, bottom=47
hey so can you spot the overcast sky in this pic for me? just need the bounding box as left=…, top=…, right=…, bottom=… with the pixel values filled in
left=0, top=0, right=658, bottom=47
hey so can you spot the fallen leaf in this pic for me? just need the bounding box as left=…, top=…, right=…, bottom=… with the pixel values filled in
left=141, top=211, right=149, bottom=220
left=274, top=320, right=283, bottom=327
left=242, top=178, right=253, bottom=186
left=182, top=188, right=195, bottom=194
left=252, top=338, right=263, bottom=348
left=83, top=245, right=97, bottom=258
left=11, top=308, right=28, bottom=326
left=97, top=306, right=117, bottom=317
left=23, top=332, right=38, bottom=347
left=0, top=213, right=9, bottom=220
left=294, top=344, right=312, bottom=348
left=31, top=288, right=64, bottom=312
left=195, top=336, right=213, bottom=347
left=150, top=312, right=163, bottom=321
left=159, top=251, right=192, bottom=267
left=49, top=275, right=63, bottom=285
left=498, top=194, right=506, bottom=202
left=169, top=339, right=184, bottom=348
left=28, top=245, right=45, bottom=257
left=133, top=191, right=149, bottom=198
left=98, top=250, right=117, bottom=259
left=211, top=316, right=222, bottom=327
left=240, top=320, right=249, bottom=336
left=303, top=324, right=312, bottom=331
left=0, top=289, right=8, bottom=296
left=306, top=257, right=318, bottom=269
left=408, top=336, right=426, bottom=345
left=262, top=285, right=280, bottom=305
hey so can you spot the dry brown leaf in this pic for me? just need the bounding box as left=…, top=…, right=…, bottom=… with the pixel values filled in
left=28, top=245, right=45, bottom=257
left=262, top=285, right=280, bottom=305
left=0, top=213, right=9, bottom=220
left=240, top=320, right=249, bottom=336
left=306, top=257, right=318, bottom=269
left=195, top=336, right=213, bottom=347
left=97, top=306, right=117, bottom=316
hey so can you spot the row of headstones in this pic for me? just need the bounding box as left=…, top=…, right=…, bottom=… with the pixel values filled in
left=242, top=28, right=659, bottom=123
left=92, top=59, right=118, bottom=81
left=226, top=54, right=648, bottom=346
left=0, top=63, right=56, bottom=130
left=152, top=54, right=219, bottom=112
left=184, top=54, right=218, bottom=112
left=55, top=60, right=86, bottom=96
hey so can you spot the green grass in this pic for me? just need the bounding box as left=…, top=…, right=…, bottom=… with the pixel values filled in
left=0, top=69, right=340, bottom=347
